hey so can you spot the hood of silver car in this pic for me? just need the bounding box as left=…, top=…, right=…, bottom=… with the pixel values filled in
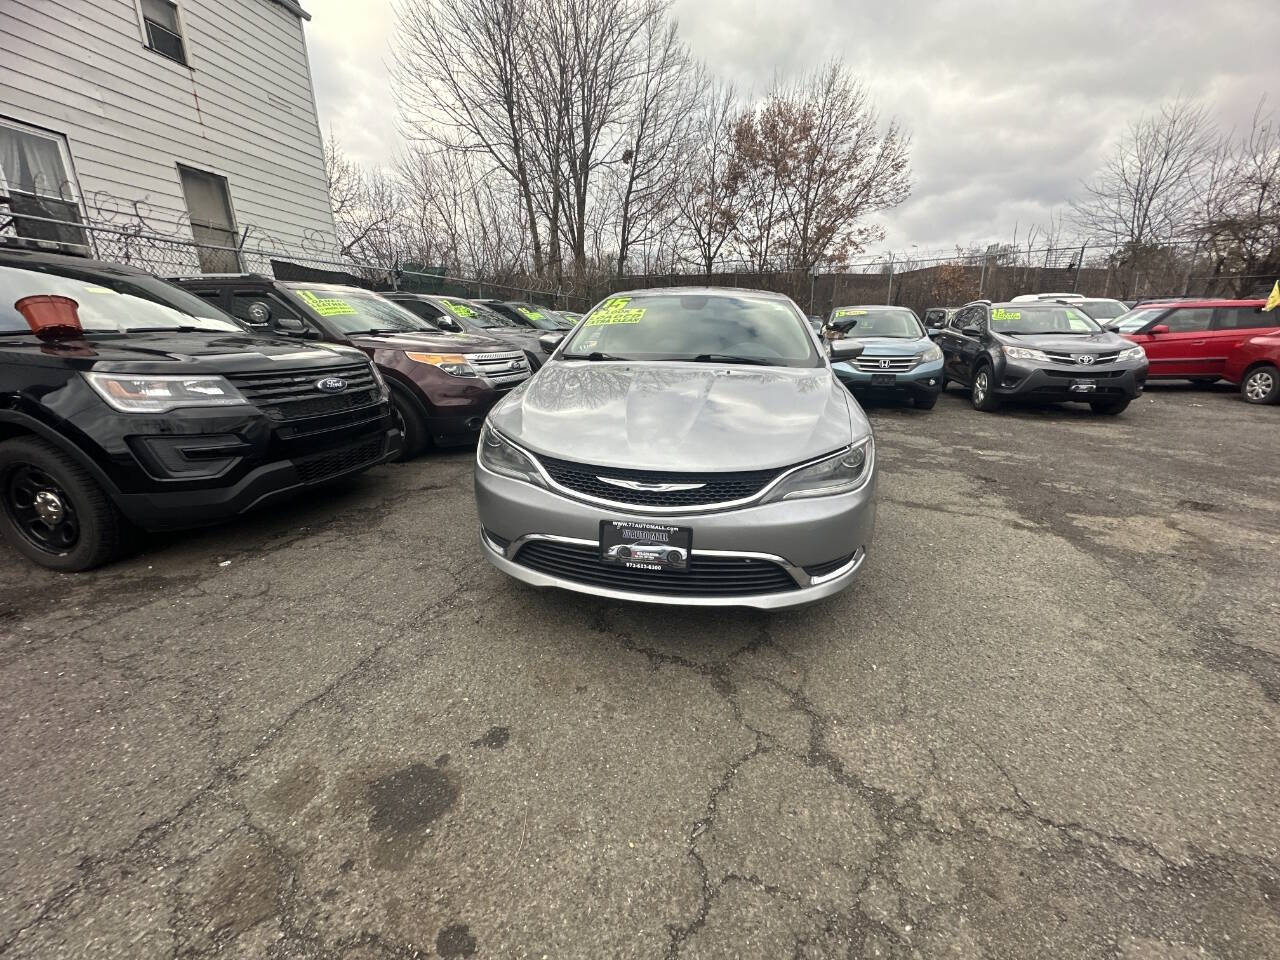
left=490, top=360, right=864, bottom=471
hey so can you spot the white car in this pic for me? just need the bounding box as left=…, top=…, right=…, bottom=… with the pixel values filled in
left=1011, top=292, right=1085, bottom=302
left=605, top=541, right=688, bottom=565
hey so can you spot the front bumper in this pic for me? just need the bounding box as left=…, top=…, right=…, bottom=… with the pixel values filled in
left=995, top=361, right=1147, bottom=400
left=834, top=360, right=943, bottom=398
left=473, top=461, right=876, bottom=610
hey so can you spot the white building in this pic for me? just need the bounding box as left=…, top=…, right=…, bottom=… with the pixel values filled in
left=0, top=0, right=339, bottom=272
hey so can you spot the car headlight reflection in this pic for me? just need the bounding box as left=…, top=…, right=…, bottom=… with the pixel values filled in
left=478, top=422, right=545, bottom=487
left=915, top=343, right=943, bottom=363
left=1118, top=344, right=1146, bottom=362
left=765, top=438, right=873, bottom=502
left=1002, top=345, right=1051, bottom=363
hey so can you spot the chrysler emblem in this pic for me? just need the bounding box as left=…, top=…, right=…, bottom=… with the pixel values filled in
left=597, top=477, right=706, bottom=492
left=316, top=376, right=348, bottom=393
left=1073, top=354, right=1096, bottom=366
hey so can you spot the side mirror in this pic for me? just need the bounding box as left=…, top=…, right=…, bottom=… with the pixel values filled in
left=438, top=317, right=462, bottom=332
left=1149, top=324, right=1170, bottom=335
left=961, top=325, right=982, bottom=337
left=926, top=327, right=945, bottom=338
left=274, top=316, right=308, bottom=335
left=538, top=332, right=566, bottom=354
left=828, top=340, right=865, bottom=362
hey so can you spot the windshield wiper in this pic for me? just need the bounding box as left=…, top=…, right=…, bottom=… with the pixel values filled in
left=688, top=354, right=775, bottom=366
left=571, top=351, right=631, bottom=361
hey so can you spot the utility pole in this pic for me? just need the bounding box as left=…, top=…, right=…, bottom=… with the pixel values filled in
left=809, top=263, right=820, bottom=314
left=1071, top=240, right=1088, bottom=292
left=886, top=253, right=894, bottom=304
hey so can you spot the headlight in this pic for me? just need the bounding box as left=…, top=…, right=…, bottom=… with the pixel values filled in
left=764, top=439, right=873, bottom=502
left=405, top=352, right=478, bottom=377
left=367, top=362, right=390, bottom=399
left=477, top=422, right=545, bottom=487
left=1118, top=344, right=1146, bottom=362
left=84, top=373, right=246, bottom=413
left=1002, top=345, right=1050, bottom=363
left=915, top=343, right=943, bottom=363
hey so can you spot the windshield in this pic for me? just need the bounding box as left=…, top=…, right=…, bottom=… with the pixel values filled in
left=286, top=287, right=439, bottom=335
left=562, top=293, right=820, bottom=366
left=828, top=307, right=924, bottom=339
left=1111, top=307, right=1167, bottom=333
left=507, top=303, right=566, bottom=331
left=0, top=263, right=243, bottom=334
left=1076, top=299, right=1128, bottom=321
left=989, top=304, right=1103, bottom=335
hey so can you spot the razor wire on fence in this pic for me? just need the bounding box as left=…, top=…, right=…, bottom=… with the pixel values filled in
left=2, top=206, right=1272, bottom=319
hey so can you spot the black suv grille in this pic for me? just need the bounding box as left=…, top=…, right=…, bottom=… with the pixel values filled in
left=228, top=362, right=379, bottom=423
left=293, top=436, right=385, bottom=484
left=514, top=540, right=798, bottom=596
left=534, top=455, right=782, bottom=508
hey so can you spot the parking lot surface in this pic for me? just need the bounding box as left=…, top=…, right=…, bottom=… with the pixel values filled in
left=2, top=383, right=1278, bottom=960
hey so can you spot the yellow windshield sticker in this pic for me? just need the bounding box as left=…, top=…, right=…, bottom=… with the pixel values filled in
left=991, top=308, right=1021, bottom=322
left=298, top=290, right=358, bottom=317
left=517, top=306, right=545, bottom=320
left=441, top=299, right=477, bottom=318
left=584, top=297, right=646, bottom=326
left=834, top=308, right=868, bottom=318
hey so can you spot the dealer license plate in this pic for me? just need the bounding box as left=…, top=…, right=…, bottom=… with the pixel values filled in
left=600, top=520, right=691, bottom=571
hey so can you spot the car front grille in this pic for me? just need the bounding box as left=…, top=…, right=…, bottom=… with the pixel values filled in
left=852, top=356, right=916, bottom=372
left=292, top=436, right=385, bottom=484
left=228, top=362, right=379, bottom=422
left=1042, top=350, right=1120, bottom=365
left=470, top=351, right=531, bottom=387
left=534, top=455, right=783, bottom=508
left=513, top=540, right=799, bottom=596
left=1041, top=369, right=1126, bottom=379
left=802, top=553, right=857, bottom=578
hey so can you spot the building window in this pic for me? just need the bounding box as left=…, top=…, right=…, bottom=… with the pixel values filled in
left=0, top=118, right=89, bottom=249
left=140, top=0, right=188, bottom=65
left=178, top=166, right=242, bottom=273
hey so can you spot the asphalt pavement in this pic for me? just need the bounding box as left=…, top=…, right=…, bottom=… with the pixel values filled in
left=2, top=381, right=1277, bottom=959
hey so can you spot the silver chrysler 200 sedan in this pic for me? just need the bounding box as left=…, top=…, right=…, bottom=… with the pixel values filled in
left=473, top=287, right=875, bottom=609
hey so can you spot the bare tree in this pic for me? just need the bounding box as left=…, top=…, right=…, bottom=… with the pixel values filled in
left=673, top=77, right=740, bottom=275
left=324, top=134, right=393, bottom=259
left=1070, top=97, right=1215, bottom=251
left=393, top=0, right=547, bottom=274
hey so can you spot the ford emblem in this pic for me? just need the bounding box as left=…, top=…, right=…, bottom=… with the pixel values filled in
left=316, top=376, right=348, bottom=393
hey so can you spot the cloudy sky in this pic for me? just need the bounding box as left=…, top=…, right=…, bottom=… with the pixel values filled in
left=303, top=0, right=1279, bottom=255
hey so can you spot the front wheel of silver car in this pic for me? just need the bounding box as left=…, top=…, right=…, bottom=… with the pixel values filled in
left=970, top=366, right=999, bottom=412
left=1242, top=364, right=1280, bottom=405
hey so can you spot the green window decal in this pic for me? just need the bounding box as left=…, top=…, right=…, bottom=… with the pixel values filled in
left=441, top=299, right=477, bottom=318
left=298, top=290, right=357, bottom=317
left=584, top=297, right=646, bottom=326
left=991, top=308, right=1021, bottom=322
left=834, top=308, right=868, bottom=318
left=517, top=306, right=545, bottom=320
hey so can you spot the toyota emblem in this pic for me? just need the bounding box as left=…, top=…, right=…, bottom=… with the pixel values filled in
left=1074, top=354, right=1096, bottom=366
left=316, top=376, right=348, bottom=393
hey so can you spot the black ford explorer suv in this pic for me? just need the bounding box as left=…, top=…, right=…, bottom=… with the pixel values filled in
left=936, top=300, right=1148, bottom=414
left=0, top=250, right=398, bottom=571
left=172, top=277, right=530, bottom=458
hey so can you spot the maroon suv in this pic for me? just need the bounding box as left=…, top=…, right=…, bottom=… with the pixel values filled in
left=173, top=277, right=531, bottom=458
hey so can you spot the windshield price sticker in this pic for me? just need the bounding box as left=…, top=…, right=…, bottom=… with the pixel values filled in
left=991, top=308, right=1021, bottom=322
left=585, top=298, right=646, bottom=326
left=441, top=299, right=477, bottom=318
left=298, top=291, right=358, bottom=317
left=517, top=306, right=545, bottom=320
left=834, top=308, right=868, bottom=318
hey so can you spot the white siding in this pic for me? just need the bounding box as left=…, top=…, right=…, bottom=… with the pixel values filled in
left=0, top=0, right=339, bottom=264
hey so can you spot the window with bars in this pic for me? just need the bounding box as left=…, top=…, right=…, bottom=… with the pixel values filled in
left=177, top=166, right=242, bottom=273
left=0, top=119, right=89, bottom=249
left=141, top=0, right=188, bottom=65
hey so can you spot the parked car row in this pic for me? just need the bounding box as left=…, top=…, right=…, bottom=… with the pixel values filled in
left=0, top=246, right=576, bottom=570
left=919, top=295, right=1279, bottom=406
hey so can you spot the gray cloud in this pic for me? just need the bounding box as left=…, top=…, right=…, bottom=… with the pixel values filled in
left=302, top=0, right=1280, bottom=252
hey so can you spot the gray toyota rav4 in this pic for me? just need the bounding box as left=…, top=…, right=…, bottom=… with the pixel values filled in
left=473, top=288, right=876, bottom=610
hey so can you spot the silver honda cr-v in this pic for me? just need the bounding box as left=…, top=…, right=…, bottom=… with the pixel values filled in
left=473, top=287, right=874, bottom=609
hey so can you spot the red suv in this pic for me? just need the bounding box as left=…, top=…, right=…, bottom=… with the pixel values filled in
left=1224, top=333, right=1280, bottom=404
left=1110, top=299, right=1276, bottom=382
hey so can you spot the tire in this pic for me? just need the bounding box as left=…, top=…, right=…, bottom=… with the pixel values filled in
left=1089, top=398, right=1131, bottom=415
left=1241, top=364, right=1280, bottom=405
left=617, top=547, right=631, bottom=559
left=913, top=393, right=938, bottom=410
left=389, top=388, right=428, bottom=460
left=0, top=437, right=126, bottom=571
left=970, top=364, right=1000, bottom=412
left=666, top=550, right=682, bottom=564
